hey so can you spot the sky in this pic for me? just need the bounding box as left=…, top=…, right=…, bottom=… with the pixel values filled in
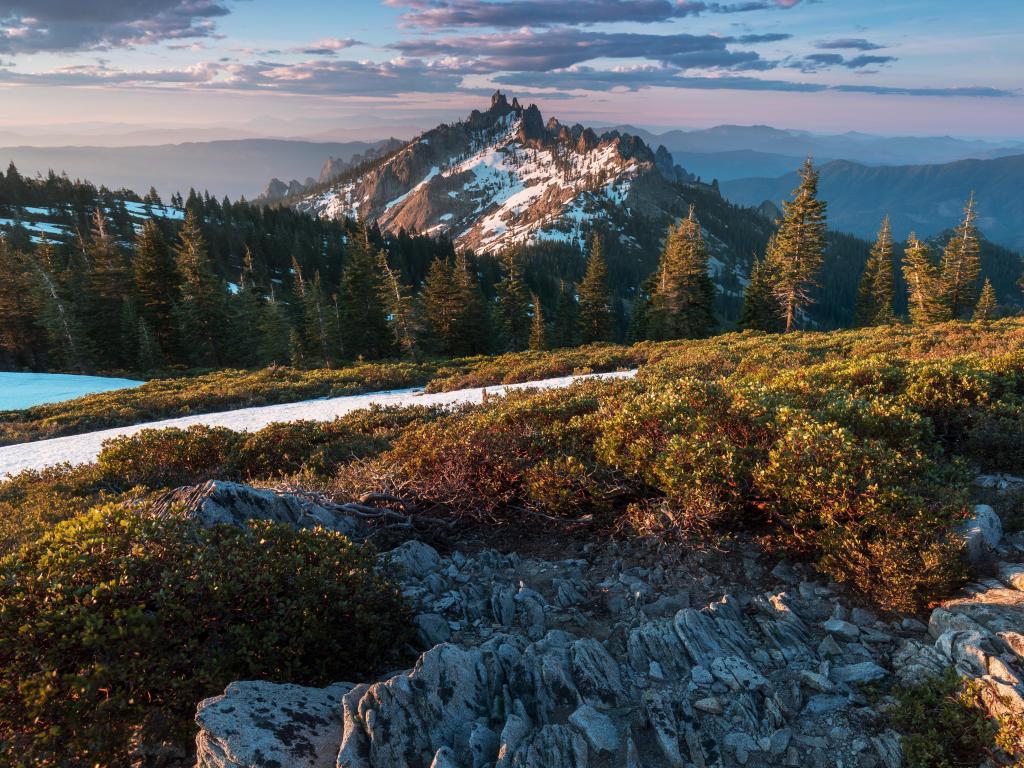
left=0, top=0, right=1022, bottom=141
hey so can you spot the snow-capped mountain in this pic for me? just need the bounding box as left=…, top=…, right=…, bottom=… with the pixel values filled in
left=295, top=92, right=695, bottom=255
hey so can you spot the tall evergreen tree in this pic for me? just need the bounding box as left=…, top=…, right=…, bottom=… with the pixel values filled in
left=28, top=240, right=90, bottom=372
left=303, top=270, right=340, bottom=368
left=451, top=250, right=490, bottom=355
left=230, top=247, right=265, bottom=366
left=132, top=219, right=179, bottom=356
left=0, top=237, right=44, bottom=367
left=973, top=279, right=998, bottom=322
left=422, top=257, right=460, bottom=355
left=551, top=280, right=579, bottom=348
left=338, top=223, right=393, bottom=360
left=378, top=251, right=419, bottom=358
left=765, top=157, right=828, bottom=332
left=739, top=256, right=784, bottom=332
left=939, top=194, right=982, bottom=319
left=577, top=234, right=613, bottom=343
left=83, top=209, right=129, bottom=366
left=645, top=207, right=717, bottom=340
left=855, top=217, right=895, bottom=326
left=494, top=248, right=531, bottom=352
left=173, top=210, right=226, bottom=366
left=258, top=286, right=292, bottom=366
left=528, top=292, right=547, bottom=351
left=901, top=233, right=949, bottom=324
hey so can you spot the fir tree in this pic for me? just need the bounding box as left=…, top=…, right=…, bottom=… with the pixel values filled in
left=135, top=316, right=161, bottom=372
left=451, top=250, right=490, bottom=355
left=765, top=157, right=828, bottom=332
left=173, top=210, right=226, bottom=366
left=628, top=272, right=658, bottom=342
left=577, top=234, right=613, bottom=343
left=28, top=240, right=91, bottom=372
left=939, top=194, right=982, bottom=319
left=132, top=220, right=178, bottom=356
left=973, top=279, right=998, bottom=322
left=378, top=250, right=419, bottom=358
left=258, top=289, right=293, bottom=366
left=528, top=292, right=547, bottom=351
left=739, top=256, right=784, bottom=332
left=303, top=270, right=340, bottom=368
left=0, top=237, right=45, bottom=367
left=551, top=280, right=579, bottom=348
left=83, top=209, right=129, bottom=366
left=422, top=257, right=460, bottom=355
left=855, top=217, right=895, bottom=326
left=901, top=233, right=949, bottom=324
left=338, top=223, right=393, bottom=360
left=229, top=247, right=266, bottom=366
left=494, top=248, right=531, bottom=352
left=645, top=207, right=717, bottom=340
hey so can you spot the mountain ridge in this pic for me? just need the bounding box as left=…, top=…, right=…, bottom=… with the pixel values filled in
left=292, top=92, right=697, bottom=256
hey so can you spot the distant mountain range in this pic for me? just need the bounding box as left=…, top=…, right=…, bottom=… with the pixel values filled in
left=603, top=124, right=1023, bottom=180
left=0, top=139, right=398, bottom=200
left=721, top=155, right=1024, bottom=252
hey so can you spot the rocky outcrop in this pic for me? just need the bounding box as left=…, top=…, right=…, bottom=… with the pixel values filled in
left=156, top=480, right=365, bottom=539
left=193, top=481, right=1024, bottom=767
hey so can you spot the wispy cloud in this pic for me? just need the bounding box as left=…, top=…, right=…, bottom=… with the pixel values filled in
left=494, top=64, right=1015, bottom=97
left=387, top=0, right=804, bottom=28
left=816, top=38, right=884, bottom=51
left=0, top=0, right=235, bottom=54
left=392, top=27, right=771, bottom=71
left=789, top=51, right=897, bottom=72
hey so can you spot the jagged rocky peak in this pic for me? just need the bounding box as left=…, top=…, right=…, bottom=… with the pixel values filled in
left=292, top=91, right=700, bottom=255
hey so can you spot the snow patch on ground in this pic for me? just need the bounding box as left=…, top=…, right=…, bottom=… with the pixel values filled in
left=0, top=370, right=636, bottom=477
left=0, top=372, right=143, bottom=411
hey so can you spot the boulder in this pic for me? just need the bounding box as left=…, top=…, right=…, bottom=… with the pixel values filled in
left=195, top=681, right=352, bottom=768
left=958, top=504, right=1003, bottom=564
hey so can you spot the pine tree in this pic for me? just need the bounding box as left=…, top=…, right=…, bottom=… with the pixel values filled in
left=83, top=209, right=130, bottom=366
left=0, top=237, right=46, bottom=367
left=901, top=233, right=949, bottom=324
left=229, top=247, right=266, bottom=366
left=765, top=157, right=828, bottom=332
left=551, top=280, right=579, bottom=348
left=28, top=240, right=91, bottom=372
left=645, top=207, right=717, bottom=340
left=854, top=217, right=895, bottom=326
left=338, top=223, right=394, bottom=360
left=939, top=194, right=982, bottom=319
left=378, top=250, right=419, bottom=358
left=577, top=234, right=613, bottom=344
left=973, top=279, right=998, bottom=322
left=303, top=270, right=340, bottom=368
left=173, top=210, right=226, bottom=366
left=258, top=286, right=293, bottom=366
left=422, top=257, right=460, bottom=355
left=739, top=256, right=784, bottom=332
left=494, top=248, right=531, bottom=351
left=451, top=250, right=489, bottom=355
left=528, top=292, right=547, bottom=351
left=132, top=220, right=178, bottom=356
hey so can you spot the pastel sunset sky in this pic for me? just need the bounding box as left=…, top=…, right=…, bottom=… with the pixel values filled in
left=1, top=0, right=1021, bottom=138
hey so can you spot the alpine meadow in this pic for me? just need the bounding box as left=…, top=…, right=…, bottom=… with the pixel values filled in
left=1, top=2, right=1024, bottom=767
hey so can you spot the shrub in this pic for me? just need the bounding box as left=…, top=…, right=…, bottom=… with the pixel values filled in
left=386, top=382, right=623, bottom=521
left=97, top=424, right=243, bottom=488
left=0, top=503, right=411, bottom=767
left=889, top=668, right=1016, bottom=768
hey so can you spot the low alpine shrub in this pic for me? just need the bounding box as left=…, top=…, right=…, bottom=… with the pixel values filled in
left=0, top=503, right=411, bottom=767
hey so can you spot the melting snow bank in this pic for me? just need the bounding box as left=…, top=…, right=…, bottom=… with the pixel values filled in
left=0, top=372, right=143, bottom=411
left=0, top=369, right=636, bottom=477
